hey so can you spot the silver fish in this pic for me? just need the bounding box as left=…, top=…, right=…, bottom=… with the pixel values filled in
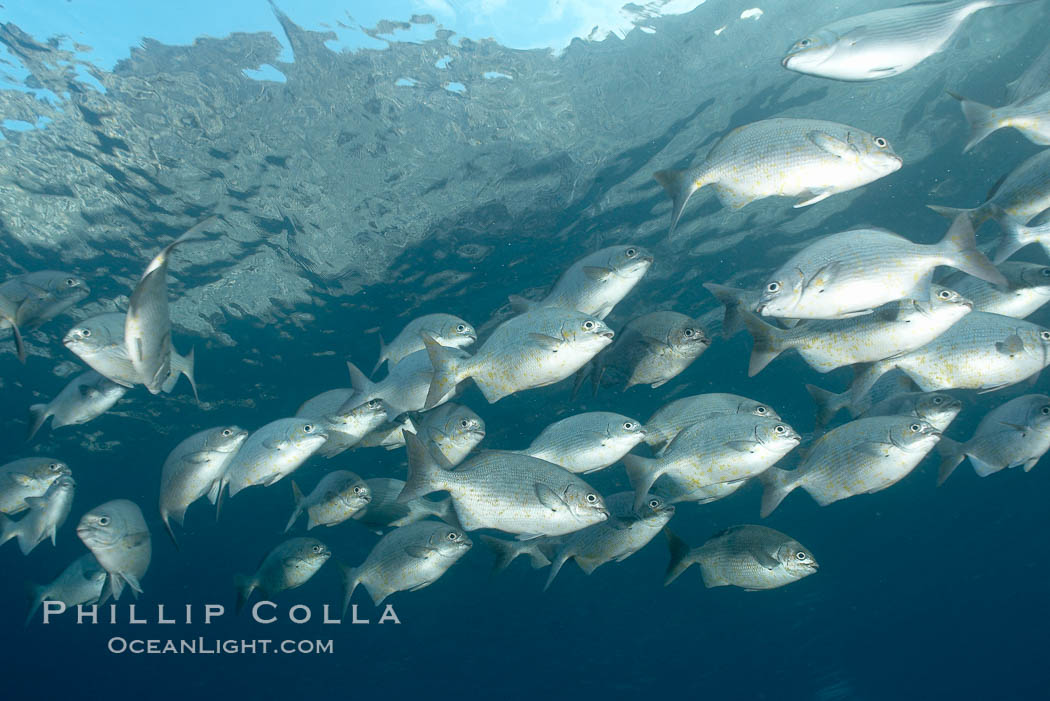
left=235, top=537, right=330, bottom=612
left=702, top=282, right=766, bottom=338
left=310, top=397, right=388, bottom=459
left=351, top=477, right=456, bottom=533
left=625, top=414, right=800, bottom=512
left=222, top=418, right=328, bottom=497
left=159, top=425, right=248, bottom=547
left=804, top=369, right=921, bottom=426
left=423, top=307, right=614, bottom=408
left=544, top=492, right=675, bottom=591
left=25, top=554, right=107, bottom=626
left=759, top=417, right=941, bottom=517
left=754, top=216, right=1005, bottom=320
left=950, top=89, right=1050, bottom=152
left=783, top=0, right=1035, bottom=81
left=0, top=458, right=70, bottom=514
left=28, top=370, right=127, bottom=440
left=807, top=387, right=963, bottom=433
left=0, top=475, right=75, bottom=555
left=654, top=118, right=901, bottom=233
left=937, top=393, right=1050, bottom=483
left=285, top=471, right=371, bottom=531
left=514, top=411, right=647, bottom=474
left=350, top=348, right=465, bottom=417
left=665, top=525, right=818, bottom=590
left=416, top=403, right=486, bottom=467
left=510, top=245, right=653, bottom=320
left=63, top=312, right=197, bottom=398
left=644, top=393, right=781, bottom=455
left=852, top=311, right=1050, bottom=400
left=399, top=432, right=610, bottom=539
left=940, top=262, right=1050, bottom=318
left=585, top=311, right=710, bottom=391
left=373, top=313, right=476, bottom=373
left=0, top=270, right=89, bottom=363
left=741, top=287, right=973, bottom=375
left=76, top=499, right=151, bottom=601
left=340, top=520, right=471, bottom=609
left=929, top=148, right=1050, bottom=262
left=125, top=217, right=214, bottom=394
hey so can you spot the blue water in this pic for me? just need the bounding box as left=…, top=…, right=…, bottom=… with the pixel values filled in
left=2, top=2, right=1050, bottom=699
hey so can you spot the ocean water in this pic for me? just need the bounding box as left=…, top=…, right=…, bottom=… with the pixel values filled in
left=1, top=1, right=1049, bottom=698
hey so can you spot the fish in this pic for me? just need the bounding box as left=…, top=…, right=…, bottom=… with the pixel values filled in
left=654, top=118, right=901, bottom=233
left=27, top=370, right=128, bottom=440
left=753, top=216, right=1005, bottom=320
left=740, top=287, right=973, bottom=375
left=234, top=537, right=330, bottom=613
left=940, top=262, right=1050, bottom=318
left=624, top=414, right=800, bottom=512
left=929, top=148, right=1050, bottom=261
left=76, top=499, right=151, bottom=601
left=423, top=307, right=614, bottom=408
left=759, top=417, right=942, bottom=517
left=514, top=411, right=647, bottom=474
left=544, top=492, right=675, bottom=591
left=63, top=312, right=197, bottom=398
left=373, top=313, right=476, bottom=373
left=804, top=369, right=921, bottom=426
left=782, top=0, right=1036, bottom=82
left=949, top=89, right=1050, bottom=152
left=158, top=425, right=249, bottom=547
left=0, top=270, right=89, bottom=363
left=664, top=526, right=818, bottom=590
left=479, top=535, right=555, bottom=574
left=415, top=403, right=486, bottom=467
left=125, top=217, right=215, bottom=394
left=0, top=475, right=75, bottom=555
left=702, top=282, right=765, bottom=338
left=25, top=554, right=107, bottom=626
left=399, top=431, right=610, bottom=539
left=807, top=388, right=963, bottom=433
left=340, top=520, right=471, bottom=609
left=509, top=245, right=653, bottom=320
left=349, top=348, right=466, bottom=417
left=310, top=397, right=389, bottom=459
left=851, top=311, right=1050, bottom=401
left=937, top=393, right=1050, bottom=484
left=285, top=471, right=371, bottom=532
left=584, top=311, right=710, bottom=392
left=0, top=458, right=71, bottom=514
left=644, top=393, right=781, bottom=455
left=350, top=477, right=456, bottom=533
left=222, top=418, right=328, bottom=498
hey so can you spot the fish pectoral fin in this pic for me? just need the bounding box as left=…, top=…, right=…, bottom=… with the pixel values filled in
left=793, top=190, right=833, bottom=208
left=996, top=334, right=1026, bottom=355
left=754, top=550, right=780, bottom=571
left=582, top=266, right=612, bottom=282
left=641, top=335, right=670, bottom=352
left=122, top=572, right=144, bottom=594
left=800, top=261, right=841, bottom=295
left=404, top=545, right=434, bottom=559
left=78, top=386, right=102, bottom=399
left=535, top=483, right=567, bottom=512
left=997, top=421, right=1029, bottom=433
left=22, top=496, right=47, bottom=509
left=427, top=428, right=448, bottom=444
left=725, top=440, right=757, bottom=453
left=8, top=472, right=34, bottom=487
left=853, top=442, right=890, bottom=457
left=262, top=439, right=287, bottom=450
left=806, top=130, right=857, bottom=160
left=527, top=333, right=564, bottom=352
left=978, top=382, right=1015, bottom=394
left=1023, top=458, right=1039, bottom=472
left=183, top=451, right=214, bottom=465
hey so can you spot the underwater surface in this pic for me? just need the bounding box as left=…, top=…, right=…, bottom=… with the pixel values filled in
left=1, top=1, right=1049, bottom=698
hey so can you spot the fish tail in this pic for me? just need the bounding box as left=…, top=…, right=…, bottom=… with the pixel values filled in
left=26, top=404, right=50, bottom=441
left=663, top=527, right=698, bottom=586
left=181, top=346, right=199, bottom=402
left=339, top=562, right=360, bottom=617
left=927, top=204, right=993, bottom=230
left=994, top=218, right=1050, bottom=264
left=622, top=453, right=663, bottom=513
left=849, top=360, right=893, bottom=406
left=0, top=514, right=17, bottom=546
left=758, top=467, right=798, bottom=518
left=420, top=331, right=465, bottom=410
left=480, top=535, right=551, bottom=575
left=234, top=574, right=256, bottom=614
left=398, top=431, right=447, bottom=503
left=739, top=308, right=787, bottom=376
left=653, top=168, right=702, bottom=238
left=935, top=437, right=967, bottom=486
left=938, top=213, right=1008, bottom=287
left=804, top=383, right=850, bottom=427
left=543, top=552, right=570, bottom=592
left=371, top=334, right=387, bottom=376
left=702, top=282, right=749, bottom=338
left=284, top=481, right=305, bottom=533
left=948, top=91, right=1002, bottom=152
left=161, top=515, right=180, bottom=550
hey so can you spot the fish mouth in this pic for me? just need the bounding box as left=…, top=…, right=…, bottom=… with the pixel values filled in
left=599, top=331, right=614, bottom=339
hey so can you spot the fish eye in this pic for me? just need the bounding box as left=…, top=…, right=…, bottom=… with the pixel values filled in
left=368, top=400, right=381, bottom=409
left=932, top=397, right=943, bottom=404
left=910, top=423, right=922, bottom=432
left=625, top=248, right=637, bottom=258
left=65, top=278, right=77, bottom=286
left=774, top=425, right=787, bottom=434
left=755, top=406, right=768, bottom=415
left=583, top=320, right=595, bottom=330
left=684, top=328, right=694, bottom=337
left=766, top=281, right=781, bottom=293
left=1042, top=331, right=1050, bottom=342
left=81, top=328, right=91, bottom=337
left=798, top=38, right=811, bottom=48
left=98, top=516, right=110, bottom=526
left=456, top=324, right=467, bottom=333
left=1042, top=406, right=1050, bottom=415
left=874, top=136, right=888, bottom=148
left=312, top=545, right=322, bottom=553
left=586, top=493, right=598, bottom=503
left=354, top=486, right=365, bottom=494
left=304, top=424, right=315, bottom=432
left=447, top=531, right=459, bottom=541
left=938, top=290, right=952, bottom=299
left=647, top=499, right=660, bottom=509
left=1041, top=268, right=1050, bottom=278
left=795, top=551, right=808, bottom=561
left=48, top=462, right=61, bottom=471
left=222, top=429, right=233, bottom=436
left=623, top=421, right=635, bottom=430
